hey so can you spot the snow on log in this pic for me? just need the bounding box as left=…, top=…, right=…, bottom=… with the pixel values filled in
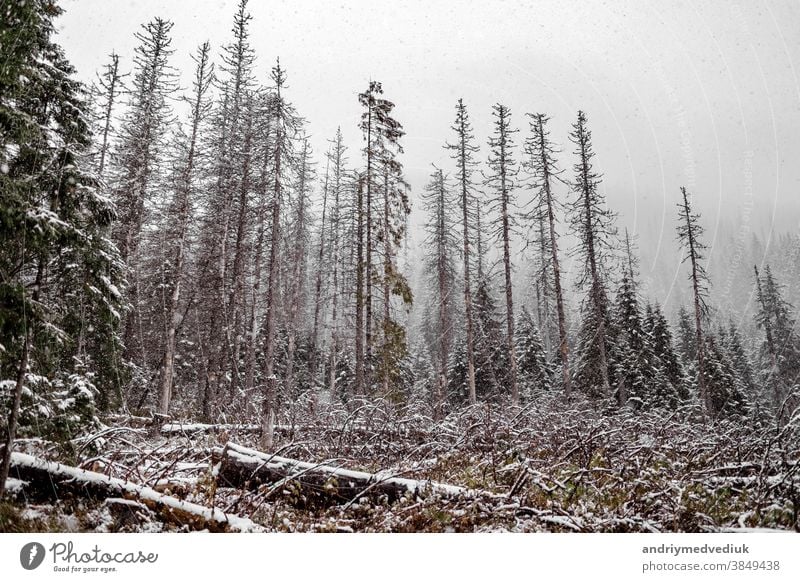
left=8, top=452, right=262, bottom=532
left=160, top=421, right=424, bottom=441
left=212, top=442, right=473, bottom=505
left=161, top=422, right=263, bottom=435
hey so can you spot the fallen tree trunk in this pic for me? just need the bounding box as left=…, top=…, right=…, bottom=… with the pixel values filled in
left=212, top=442, right=472, bottom=507
left=9, top=452, right=262, bottom=532
left=161, top=423, right=263, bottom=436
left=161, top=421, right=426, bottom=443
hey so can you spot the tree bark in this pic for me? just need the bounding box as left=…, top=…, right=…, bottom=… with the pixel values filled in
left=381, top=169, right=392, bottom=397
left=532, top=116, right=570, bottom=397
left=495, top=108, right=519, bottom=406
left=262, top=71, right=284, bottom=447
left=680, top=187, right=708, bottom=416
left=158, top=43, right=210, bottom=416
left=0, top=330, right=30, bottom=498
left=212, top=442, right=471, bottom=506
left=354, top=175, right=366, bottom=396
left=8, top=452, right=261, bottom=532
left=454, top=101, right=478, bottom=406
left=310, top=157, right=330, bottom=387
left=577, top=120, right=611, bottom=398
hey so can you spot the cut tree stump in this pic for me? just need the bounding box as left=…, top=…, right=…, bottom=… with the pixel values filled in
left=212, top=442, right=474, bottom=506
left=8, top=452, right=262, bottom=532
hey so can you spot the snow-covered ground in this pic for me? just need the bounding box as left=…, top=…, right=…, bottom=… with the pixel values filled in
left=3, top=392, right=798, bottom=533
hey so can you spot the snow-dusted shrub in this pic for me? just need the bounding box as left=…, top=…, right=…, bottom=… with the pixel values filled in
left=0, top=372, right=101, bottom=443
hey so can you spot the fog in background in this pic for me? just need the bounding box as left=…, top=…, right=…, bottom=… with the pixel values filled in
left=57, top=0, right=800, bottom=319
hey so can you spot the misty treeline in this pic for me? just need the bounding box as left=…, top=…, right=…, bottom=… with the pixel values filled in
left=2, top=0, right=800, bottom=492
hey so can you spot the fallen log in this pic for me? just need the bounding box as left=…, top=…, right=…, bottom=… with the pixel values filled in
left=8, top=452, right=262, bottom=532
left=161, top=422, right=263, bottom=436
left=160, top=421, right=425, bottom=442
left=212, top=442, right=473, bottom=507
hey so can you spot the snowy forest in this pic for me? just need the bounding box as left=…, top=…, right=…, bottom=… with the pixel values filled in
left=1, top=0, right=799, bottom=533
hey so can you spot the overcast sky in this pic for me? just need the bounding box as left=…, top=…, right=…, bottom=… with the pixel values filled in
left=56, top=0, right=800, bottom=300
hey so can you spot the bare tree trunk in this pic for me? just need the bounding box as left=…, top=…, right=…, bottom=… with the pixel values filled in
left=381, top=169, right=392, bottom=397
left=624, top=228, right=637, bottom=292
left=453, top=100, right=478, bottom=406
left=363, top=101, right=377, bottom=395
left=262, top=76, right=284, bottom=447
left=578, top=137, right=611, bottom=399
left=310, top=157, right=330, bottom=387
left=229, top=107, right=254, bottom=394
left=532, top=115, right=570, bottom=397
left=0, top=257, right=42, bottom=497
left=284, top=139, right=310, bottom=397
left=585, top=215, right=611, bottom=398
left=680, top=187, right=708, bottom=416
left=500, top=193, right=519, bottom=406
left=354, top=176, right=366, bottom=395
left=200, top=88, right=232, bottom=421
left=97, top=52, right=121, bottom=178
left=754, top=265, right=780, bottom=414
left=475, top=199, right=485, bottom=284
left=537, top=213, right=551, bottom=355
left=434, top=170, right=450, bottom=418
left=158, top=43, right=210, bottom=416
left=493, top=108, right=519, bottom=406
left=0, top=330, right=30, bottom=498
left=243, top=206, right=265, bottom=400
left=328, top=147, right=343, bottom=398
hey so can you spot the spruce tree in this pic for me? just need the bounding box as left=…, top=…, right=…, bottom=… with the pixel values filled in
left=0, top=0, right=124, bottom=495
left=676, top=187, right=711, bottom=416
left=644, top=303, right=687, bottom=405
left=283, top=137, right=315, bottom=397
left=356, top=81, right=406, bottom=394
left=754, top=264, right=800, bottom=419
left=703, top=334, right=749, bottom=419
left=524, top=113, right=570, bottom=396
left=612, top=273, right=651, bottom=406
left=446, top=99, right=479, bottom=405
left=377, top=149, right=412, bottom=399
left=157, top=42, right=213, bottom=415
left=261, top=60, right=302, bottom=444
left=90, top=51, right=125, bottom=179
left=676, top=305, right=697, bottom=364
left=515, top=306, right=553, bottom=397
left=472, top=278, right=507, bottom=399
left=421, top=167, right=458, bottom=416
left=569, top=111, right=617, bottom=399
left=111, top=17, right=176, bottom=406
left=484, top=103, right=520, bottom=405
left=324, top=129, right=349, bottom=396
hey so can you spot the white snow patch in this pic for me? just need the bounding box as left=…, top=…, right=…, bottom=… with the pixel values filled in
left=9, top=452, right=263, bottom=532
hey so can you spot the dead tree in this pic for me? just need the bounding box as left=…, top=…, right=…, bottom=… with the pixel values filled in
left=421, top=168, right=458, bottom=417
left=92, top=51, right=125, bottom=178
left=446, top=99, right=479, bottom=405
left=326, top=130, right=348, bottom=396
left=677, top=186, right=710, bottom=415
left=158, top=42, right=213, bottom=415
left=484, top=103, right=520, bottom=406
left=284, top=138, right=314, bottom=395
left=569, top=111, right=615, bottom=400
left=525, top=113, right=570, bottom=396
left=262, top=60, right=301, bottom=446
